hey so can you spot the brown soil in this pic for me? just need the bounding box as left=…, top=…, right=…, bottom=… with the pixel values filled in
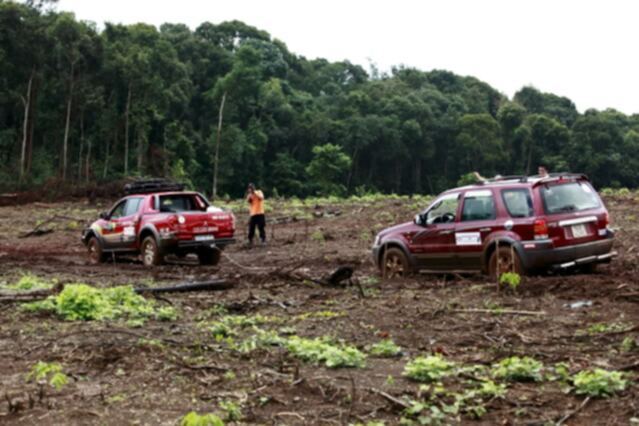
left=0, top=195, right=637, bottom=425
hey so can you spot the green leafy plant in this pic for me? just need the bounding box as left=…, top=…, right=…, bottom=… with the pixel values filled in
left=403, top=355, right=455, bottom=382
left=23, top=283, right=176, bottom=324
left=581, top=322, right=633, bottom=335
left=368, top=339, right=402, bottom=357
left=219, top=400, right=242, bottom=422
left=26, top=361, right=69, bottom=391
left=285, top=336, right=366, bottom=368
left=621, top=336, right=637, bottom=352
left=572, top=369, right=627, bottom=397
left=6, top=273, right=52, bottom=291
left=180, top=411, right=225, bottom=426
left=499, top=272, right=521, bottom=290
left=492, top=356, right=543, bottom=382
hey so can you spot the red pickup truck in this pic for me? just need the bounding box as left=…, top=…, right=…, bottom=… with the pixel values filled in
left=82, top=187, right=235, bottom=266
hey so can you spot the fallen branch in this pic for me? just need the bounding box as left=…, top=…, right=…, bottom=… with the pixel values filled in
left=0, top=284, right=63, bottom=303
left=556, top=396, right=590, bottom=425
left=19, top=215, right=86, bottom=238
left=450, top=308, right=547, bottom=316
left=134, top=279, right=232, bottom=294
left=368, top=387, right=410, bottom=409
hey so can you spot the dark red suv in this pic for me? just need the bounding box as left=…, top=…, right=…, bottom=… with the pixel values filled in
left=372, top=174, right=616, bottom=278
left=82, top=181, right=235, bottom=266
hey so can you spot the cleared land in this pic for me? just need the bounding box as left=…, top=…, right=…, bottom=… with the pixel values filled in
left=0, top=194, right=637, bottom=425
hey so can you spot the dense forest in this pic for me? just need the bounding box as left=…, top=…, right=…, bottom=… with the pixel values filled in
left=1, top=0, right=639, bottom=197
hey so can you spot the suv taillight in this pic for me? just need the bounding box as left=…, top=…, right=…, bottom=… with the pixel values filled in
left=604, top=211, right=610, bottom=226
left=534, top=219, right=548, bottom=240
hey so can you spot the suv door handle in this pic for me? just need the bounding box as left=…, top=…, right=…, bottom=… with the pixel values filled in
left=439, top=230, right=453, bottom=235
left=479, top=227, right=492, bottom=232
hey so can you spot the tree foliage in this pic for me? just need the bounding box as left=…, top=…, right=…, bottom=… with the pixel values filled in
left=1, top=2, right=638, bottom=195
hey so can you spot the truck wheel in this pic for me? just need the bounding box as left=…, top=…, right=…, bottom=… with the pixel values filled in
left=141, top=236, right=164, bottom=266
left=87, top=236, right=105, bottom=264
left=198, top=248, right=221, bottom=266
left=488, top=246, right=522, bottom=279
left=382, top=247, right=410, bottom=278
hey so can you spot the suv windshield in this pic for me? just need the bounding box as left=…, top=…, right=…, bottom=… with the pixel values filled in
left=540, top=182, right=600, bottom=214
left=158, top=194, right=207, bottom=212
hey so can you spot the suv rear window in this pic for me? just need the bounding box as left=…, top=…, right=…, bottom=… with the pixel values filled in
left=502, top=189, right=533, bottom=218
left=540, top=182, right=600, bottom=214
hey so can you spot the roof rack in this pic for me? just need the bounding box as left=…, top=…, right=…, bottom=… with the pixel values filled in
left=479, top=175, right=527, bottom=184
left=124, top=178, right=185, bottom=195
left=532, top=172, right=589, bottom=187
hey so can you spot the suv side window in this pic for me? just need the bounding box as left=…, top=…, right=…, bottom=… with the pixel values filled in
left=426, top=193, right=460, bottom=224
left=461, top=190, right=496, bottom=221
left=502, top=189, right=533, bottom=218
left=124, top=197, right=143, bottom=217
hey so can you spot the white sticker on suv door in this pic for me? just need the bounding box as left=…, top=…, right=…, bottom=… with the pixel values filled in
left=455, top=232, right=482, bottom=246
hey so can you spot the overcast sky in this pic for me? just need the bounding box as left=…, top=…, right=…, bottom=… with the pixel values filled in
left=56, top=0, right=639, bottom=115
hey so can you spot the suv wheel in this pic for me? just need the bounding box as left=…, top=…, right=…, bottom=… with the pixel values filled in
left=382, top=247, right=409, bottom=278
left=198, top=248, right=221, bottom=266
left=488, top=246, right=522, bottom=278
left=141, top=236, right=164, bottom=266
left=87, top=236, right=105, bottom=264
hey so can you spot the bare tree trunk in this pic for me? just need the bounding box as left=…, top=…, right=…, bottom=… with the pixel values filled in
left=414, top=158, right=422, bottom=193
left=104, top=124, right=116, bottom=179
left=85, top=137, right=92, bottom=183
left=19, top=67, right=35, bottom=183
left=211, top=91, right=226, bottom=201
left=124, top=82, right=132, bottom=176
left=62, top=66, right=75, bottom=181
left=77, top=111, right=84, bottom=180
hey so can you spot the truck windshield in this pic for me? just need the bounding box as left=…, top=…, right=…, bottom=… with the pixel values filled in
left=158, top=194, right=207, bottom=212
left=540, top=182, right=600, bottom=214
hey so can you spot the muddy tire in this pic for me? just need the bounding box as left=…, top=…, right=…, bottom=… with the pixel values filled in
left=488, top=246, right=523, bottom=279
left=198, top=248, right=221, bottom=266
left=87, top=236, right=105, bottom=264
left=382, top=247, right=410, bottom=278
left=141, top=236, right=164, bottom=266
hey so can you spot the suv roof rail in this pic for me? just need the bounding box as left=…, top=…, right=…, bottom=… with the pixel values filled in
left=532, top=172, right=589, bottom=187
left=479, top=175, right=527, bottom=184
left=124, top=178, right=185, bottom=195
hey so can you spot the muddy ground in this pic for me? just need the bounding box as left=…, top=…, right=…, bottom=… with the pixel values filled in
left=0, top=194, right=637, bottom=425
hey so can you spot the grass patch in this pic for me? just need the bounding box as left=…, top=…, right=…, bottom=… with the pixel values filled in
left=492, top=356, right=543, bottom=382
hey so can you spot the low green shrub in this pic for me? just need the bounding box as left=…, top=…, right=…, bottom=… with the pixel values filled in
left=572, top=369, right=627, bottom=397
left=23, top=283, right=176, bottom=323
left=492, top=356, right=543, bottom=382
left=26, top=361, right=69, bottom=391
left=403, top=355, right=455, bottom=382
left=286, top=336, right=366, bottom=368
left=179, top=411, right=225, bottom=426
left=368, top=339, right=402, bottom=357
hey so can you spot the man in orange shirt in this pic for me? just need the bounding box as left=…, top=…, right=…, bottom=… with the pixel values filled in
left=246, top=183, right=266, bottom=246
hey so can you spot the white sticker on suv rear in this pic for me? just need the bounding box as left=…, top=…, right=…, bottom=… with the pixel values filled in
left=455, top=232, right=482, bottom=246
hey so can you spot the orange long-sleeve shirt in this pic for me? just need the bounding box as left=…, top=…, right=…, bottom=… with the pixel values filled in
left=248, top=190, right=265, bottom=216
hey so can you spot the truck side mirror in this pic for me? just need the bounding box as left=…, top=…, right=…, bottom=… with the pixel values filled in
left=414, top=214, right=423, bottom=226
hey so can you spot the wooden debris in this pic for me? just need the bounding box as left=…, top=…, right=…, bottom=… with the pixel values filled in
left=134, top=279, right=232, bottom=294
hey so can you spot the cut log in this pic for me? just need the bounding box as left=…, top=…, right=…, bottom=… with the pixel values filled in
left=134, top=279, right=232, bottom=294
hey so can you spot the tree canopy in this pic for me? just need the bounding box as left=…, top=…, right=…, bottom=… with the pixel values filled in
left=1, top=1, right=638, bottom=196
